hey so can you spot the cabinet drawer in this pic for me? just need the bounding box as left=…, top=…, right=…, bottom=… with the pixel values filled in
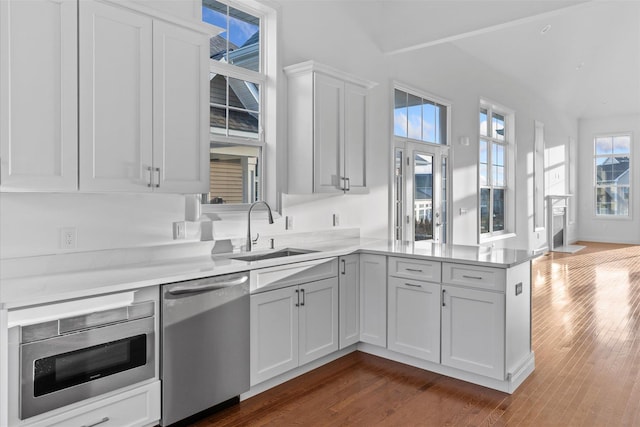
left=251, top=258, right=338, bottom=293
left=442, top=263, right=506, bottom=292
left=47, top=381, right=160, bottom=427
left=388, top=257, right=441, bottom=282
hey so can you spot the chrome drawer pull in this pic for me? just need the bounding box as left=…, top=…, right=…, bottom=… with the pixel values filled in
left=405, top=268, right=423, bottom=273
left=82, top=417, right=109, bottom=427
left=404, top=283, right=422, bottom=288
left=462, top=275, right=483, bottom=280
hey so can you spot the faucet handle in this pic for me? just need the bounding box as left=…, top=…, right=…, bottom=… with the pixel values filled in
left=252, top=233, right=260, bottom=244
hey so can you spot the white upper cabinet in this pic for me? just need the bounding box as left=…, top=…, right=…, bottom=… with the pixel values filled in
left=284, top=61, right=376, bottom=194
left=80, top=0, right=209, bottom=193
left=152, top=21, right=209, bottom=193
left=2, top=0, right=214, bottom=193
left=0, top=0, right=78, bottom=191
left=79, top=1, right=153, bottom=192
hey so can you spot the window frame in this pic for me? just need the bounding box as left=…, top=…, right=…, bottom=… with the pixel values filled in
left=390, top=82, right=451, bottom=244
left=592, top=132, right=632, bottom=219
left=478, top=99, right=515, bottom=242
left=201, top=0, right=278, bottom=214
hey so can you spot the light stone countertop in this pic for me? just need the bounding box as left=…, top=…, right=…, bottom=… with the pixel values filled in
left=0, top=237, right=538, bottom=310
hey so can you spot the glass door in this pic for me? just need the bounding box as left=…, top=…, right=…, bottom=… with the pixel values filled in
left=394, top=142, right=449, bottom=243
left=412, top=151, right=434, bottom=241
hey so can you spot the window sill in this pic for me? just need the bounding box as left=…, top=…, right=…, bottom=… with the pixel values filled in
left=592, top=214, right=633, bottom=221
left=479, top=232, right=516, bottom=245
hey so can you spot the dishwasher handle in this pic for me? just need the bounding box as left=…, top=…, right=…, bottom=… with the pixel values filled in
left=167, top=275, right=248, bottom=296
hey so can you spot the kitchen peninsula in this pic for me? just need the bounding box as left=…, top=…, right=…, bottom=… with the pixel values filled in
left=0, top=231, right=537, bottom=426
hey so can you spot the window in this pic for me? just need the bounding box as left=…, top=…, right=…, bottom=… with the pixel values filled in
left=479, top=101, right=513, bottom=239
left=392, top=85, right=450, bottom=244
left=394, top=89, right=447, bottom=144
left=594, top=134, right=631, bottom=216
left=202, top=0, right=275, bottom=206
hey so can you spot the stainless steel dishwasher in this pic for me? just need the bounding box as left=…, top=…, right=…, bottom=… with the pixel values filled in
left=161, top=271, right=250, bottom=426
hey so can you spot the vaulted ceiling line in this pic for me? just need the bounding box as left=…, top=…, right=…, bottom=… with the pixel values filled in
left=383, top=0, right=593, bottom=56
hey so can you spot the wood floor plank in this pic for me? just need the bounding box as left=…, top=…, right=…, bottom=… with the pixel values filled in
left=187, top=242, right=640, bottom=426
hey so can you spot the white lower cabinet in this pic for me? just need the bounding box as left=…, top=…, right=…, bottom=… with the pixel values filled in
left=339, top=255, right=360, bottom=349
left=359, top=254, right=387, bottom=347
left=441, top=283, right=506, bottom=380
left=26, top=381, right=160, bottom=427
left=250, top=277, right=338, bottom=386
left=387, top=277, right=441, bottom=363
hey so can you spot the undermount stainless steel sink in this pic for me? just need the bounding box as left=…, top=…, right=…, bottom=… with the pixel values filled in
left=230, top=248, right=317, bottom=262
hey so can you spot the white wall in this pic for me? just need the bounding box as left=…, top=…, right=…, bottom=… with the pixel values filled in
left=0, top=0, right=581, bottom=261
left=577, top=114, right=640, bottom=244
left=0, top=193, right=197, bottom=259
left=278, top=1, right=578, bottom=250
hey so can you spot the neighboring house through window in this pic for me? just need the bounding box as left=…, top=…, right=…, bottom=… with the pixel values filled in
left=594, top=134, right=631, bottom=216
left=479, top=99, right=515, bottom=241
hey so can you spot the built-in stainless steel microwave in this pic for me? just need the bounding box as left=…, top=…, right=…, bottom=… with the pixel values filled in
left=11, top=298, right=155, bottom=420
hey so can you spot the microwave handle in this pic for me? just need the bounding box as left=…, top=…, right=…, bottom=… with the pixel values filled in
left=167, top=275, right=248, bottom=296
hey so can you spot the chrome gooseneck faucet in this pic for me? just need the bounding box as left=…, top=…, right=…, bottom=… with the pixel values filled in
left=246, top=201, right=274, bottom=251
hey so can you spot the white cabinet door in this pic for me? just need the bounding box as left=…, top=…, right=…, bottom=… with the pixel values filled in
left=343, top=83, right=367, bottom=194
left=441, top=285, right=505, bottom=380
left=79, top=0, right=153, bottom=192
left=339, top=255, right=360, bottom=349
left=313, top=72, right=343, bottom=193
left=359, top=254, right=387, bottom=347
left=388, top=277, right=441, bottom=363
left=0, top=0, right=78, bottom=191
left=298, top=277, right=339, bottom=365
left=250, top=287, right=299, bottom=386
left=285, top=62, right=375, bottom=195
left=152, top=21, right=209, bottom=193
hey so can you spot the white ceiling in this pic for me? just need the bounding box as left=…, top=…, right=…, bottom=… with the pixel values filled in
left=282, top=0, right=640, bottom=119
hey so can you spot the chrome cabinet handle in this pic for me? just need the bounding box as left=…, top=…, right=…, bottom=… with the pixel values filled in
left=82, top=417, right=109, bottom=427
left=344, top=177, right=350, bottom=191
left=462, top=275, right=483, bottom=280
left=154, top=167, right=160, bottom=188
left=300, top=288, right=305, bottom=306
left=295, top=289, right=299, bottom=307
left=341, top=259, right=346, bottom=275
left=405, top=268, right=423, bottom=273
left=442, top=289, right=446, bottom=307
left=404, top=283, right=422, bottom=288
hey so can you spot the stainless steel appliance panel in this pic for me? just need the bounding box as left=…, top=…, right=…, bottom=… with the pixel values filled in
left=161, top=272, right=250, bottom=426
left=20, top=316, right=155, bottom=419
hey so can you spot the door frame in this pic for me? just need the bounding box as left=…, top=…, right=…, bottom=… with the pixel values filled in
left=392, top=139, right=450, bottom=244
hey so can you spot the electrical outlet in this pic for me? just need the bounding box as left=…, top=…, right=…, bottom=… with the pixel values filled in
left=333, top=214, right=340, bottom=227
left=285, top=216, right=294, bottom=230
left=173, top=221, right=186, bottom=239
left=60, top=227, right=77, bottom=249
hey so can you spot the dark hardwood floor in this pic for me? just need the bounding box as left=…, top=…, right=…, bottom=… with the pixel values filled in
left=192, top=242, right=640, bottom=426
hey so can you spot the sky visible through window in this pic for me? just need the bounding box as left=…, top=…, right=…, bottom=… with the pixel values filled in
left=203, top=6, right=257, bottom=47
